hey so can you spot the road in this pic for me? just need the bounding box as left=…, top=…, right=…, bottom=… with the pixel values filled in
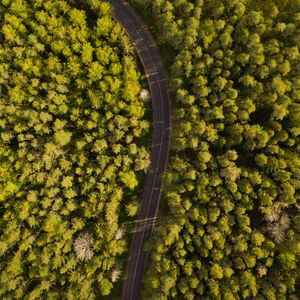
left=105, top=1, right=171, bottom=299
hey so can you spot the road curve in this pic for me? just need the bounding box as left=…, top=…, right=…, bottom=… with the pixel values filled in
left=105, top=1, right=171, bottom=299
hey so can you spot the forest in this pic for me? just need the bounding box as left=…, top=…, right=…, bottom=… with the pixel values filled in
left=0, top=0, right=150, bottom=298
left=1, top=0, right=300, bottom=298
left=138, top=0, right=300, bottom=299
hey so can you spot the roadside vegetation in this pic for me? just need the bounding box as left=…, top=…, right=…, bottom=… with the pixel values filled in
left=135, top=0, right=300, bottom=298
left=0, top=0, right=150, bottom=298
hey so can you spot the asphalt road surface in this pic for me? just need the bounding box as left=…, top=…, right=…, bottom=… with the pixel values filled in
left=105, top=1, right=171, bottom=299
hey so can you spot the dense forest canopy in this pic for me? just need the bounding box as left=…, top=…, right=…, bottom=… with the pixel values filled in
left=0, top=0, right=150, bottom=298
left=140, top=0, right=300, bottom=299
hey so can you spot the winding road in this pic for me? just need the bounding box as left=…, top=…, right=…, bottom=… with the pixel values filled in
left=106, top=1, right=171, bottom=299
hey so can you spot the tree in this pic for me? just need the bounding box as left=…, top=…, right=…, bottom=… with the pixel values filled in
left=98, top=278, right=113, bottom=296
left=126, top=201, right=139, bottom=217
left=210, top=264, right=223, bottom=279
left=161, top=274, right=176, bottom=295
left=119, top=171, right=138, bottom=190
left=220, top=165, right=241, bottom=182
left=54, top=130, right=72, bottom=147
left=139, top=89, right=151, bottom=101
left=73, top=233, right=94, bottom=262
left=111, top=266, right=121, bottom=283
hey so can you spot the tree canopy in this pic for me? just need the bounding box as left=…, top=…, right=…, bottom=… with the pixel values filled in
left=0, top=0, right=150, bottom=298
left=139, top=0, right=300, bottom=298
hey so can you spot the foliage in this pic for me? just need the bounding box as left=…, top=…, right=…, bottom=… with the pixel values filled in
left=141, top=0, right=300, bottom=298
left=0, top=0, right=150, bottom=298
left=139, top=89, right=151, bottom=102
left=73, top=233, right=94, bottom=262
